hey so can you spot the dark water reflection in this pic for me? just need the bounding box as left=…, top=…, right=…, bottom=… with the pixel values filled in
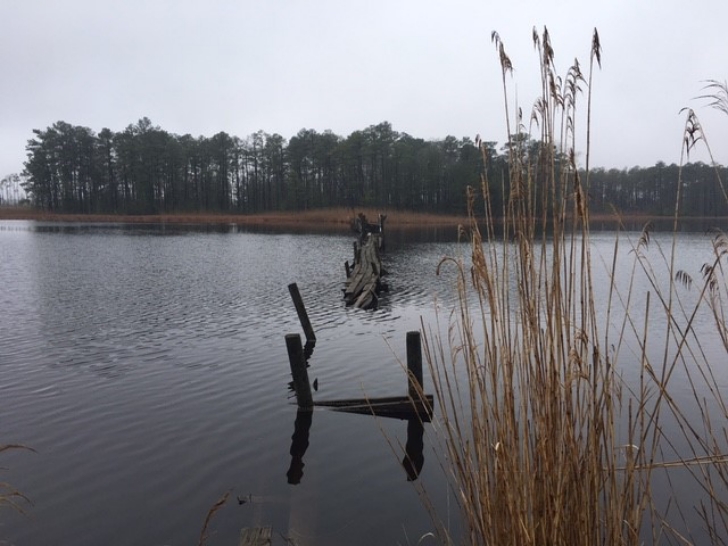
left=286, top=411, right=425, bottom=486
left=402, top=419, right=425, bottom=482
left=287, top=410, right=312, bottom=486
left=2, top=219, right=727, bottom=545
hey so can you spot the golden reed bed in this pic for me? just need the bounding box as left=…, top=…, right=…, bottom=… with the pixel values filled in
left=0, top=205, right=677, bottom=230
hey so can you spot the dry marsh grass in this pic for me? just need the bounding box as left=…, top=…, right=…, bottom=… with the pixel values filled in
left=423, top=27, right=728, bottom=545
left=0, top=205, right=471, bottom=229
left=0, top=205, right=677, bottom=231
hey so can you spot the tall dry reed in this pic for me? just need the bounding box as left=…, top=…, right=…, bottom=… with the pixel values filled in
left=421, top=27, right=728, bottom=545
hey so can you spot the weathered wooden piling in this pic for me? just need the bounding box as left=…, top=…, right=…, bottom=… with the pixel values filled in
left=406, top=331, right=423, bottom=399
left=355, top=212, right=387, bottom=243
left=344, top=260, right=351, bottom=278
left=288, top=282, right=316, bottom=343
left=285, top=334, right=313, bottom=409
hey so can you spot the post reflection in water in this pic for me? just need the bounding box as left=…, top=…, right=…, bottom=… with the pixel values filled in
left=287, top=409, right=313, bottom=485
left=402, top=418, right=425, bottom=481
left=286, top=409, right=427, bottom=485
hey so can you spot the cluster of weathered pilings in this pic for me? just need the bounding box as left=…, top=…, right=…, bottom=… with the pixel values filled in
left=282, top=283, right=432, bottom=487
left=241, top=219, right=429, bottom=542
left=285, top=281, right=432, bottom=422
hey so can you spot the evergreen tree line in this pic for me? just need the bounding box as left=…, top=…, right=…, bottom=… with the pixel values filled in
left=21, top=117, right=728, bottom=217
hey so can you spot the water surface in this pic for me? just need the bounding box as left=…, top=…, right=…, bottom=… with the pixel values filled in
left=1, top=220, right=727, bottom=544
left=0, top=221, right=464, bottom=545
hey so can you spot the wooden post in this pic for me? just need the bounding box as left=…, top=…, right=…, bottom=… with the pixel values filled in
left=288, top=282, right=316, bottom=343
left=285, top=334, right=313, bottom=409
left=345, top=260, right=351, bottom=278
left=406, top=331, right=423, bottom=399
left=353, top=241, right=359, bottom=265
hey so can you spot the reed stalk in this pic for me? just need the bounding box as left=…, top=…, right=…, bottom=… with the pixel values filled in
left=423, top=27, right=728, bottom=545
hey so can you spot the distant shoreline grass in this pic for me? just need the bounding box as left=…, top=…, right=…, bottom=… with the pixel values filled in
left=0, top=206, right=463, bottom=228
left=0, top=205, right=707, bottom=229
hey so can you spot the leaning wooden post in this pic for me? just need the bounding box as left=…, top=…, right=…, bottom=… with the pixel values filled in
left=288, top=282, right=316, bottom=343
left=285, top=334, right=313, bottom=409
left=344, top=260, right=351, bottom=278
left=406, top=331, right=423, bottom=398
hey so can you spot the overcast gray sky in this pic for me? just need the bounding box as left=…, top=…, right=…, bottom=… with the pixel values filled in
left=2, top=0, right=727, bottom=178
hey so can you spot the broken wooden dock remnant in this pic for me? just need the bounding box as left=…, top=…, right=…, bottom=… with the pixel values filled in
left=283, top=327, right=432, bottom=421
left=343, top=234, right=381, bottom=309
left=343, top=213, right=387, bottom=310
left=281, top=329, right=432, bottom=482
left=313, top=331, right=433, bottom=422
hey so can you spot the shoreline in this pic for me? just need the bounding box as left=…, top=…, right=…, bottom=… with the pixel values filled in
left=0, top=206, right=722, bottom=229
left=0, top=206, right=468, bottom=229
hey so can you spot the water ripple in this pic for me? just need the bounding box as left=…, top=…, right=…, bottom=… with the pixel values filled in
left=0, top=224, right=466, bottom=545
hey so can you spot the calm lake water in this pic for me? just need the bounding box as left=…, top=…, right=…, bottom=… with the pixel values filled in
left=1, top=219, right=728, bottom=545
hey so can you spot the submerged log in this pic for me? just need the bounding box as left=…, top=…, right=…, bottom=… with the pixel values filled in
left=313, top=395, right=433, bottom=422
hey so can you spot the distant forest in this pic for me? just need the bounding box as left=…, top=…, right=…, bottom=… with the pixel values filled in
left=20, top=118, right=728, bottom=217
